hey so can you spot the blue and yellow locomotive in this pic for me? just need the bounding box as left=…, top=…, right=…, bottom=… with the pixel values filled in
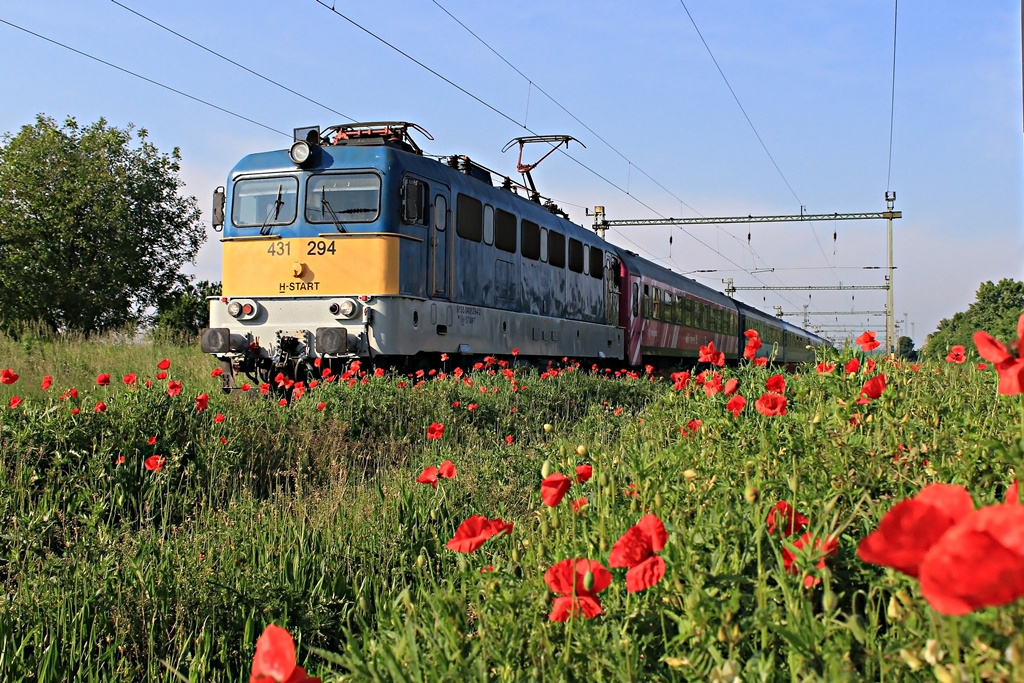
left=201, top=122, right=826, bottom=388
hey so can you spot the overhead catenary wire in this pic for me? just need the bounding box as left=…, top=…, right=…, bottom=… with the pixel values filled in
left=0, top=17, right=290, bottom=139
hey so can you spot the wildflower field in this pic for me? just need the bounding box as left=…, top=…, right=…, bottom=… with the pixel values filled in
left=1, top=325, right=1024, bottom=682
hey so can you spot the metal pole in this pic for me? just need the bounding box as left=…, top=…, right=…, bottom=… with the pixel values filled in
left=885, top=191, right=896, bottom=355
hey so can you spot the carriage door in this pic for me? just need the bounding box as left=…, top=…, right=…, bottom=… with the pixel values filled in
left=605, top=255, right=620, bottom=326
left=431, top=189, right=450, bottom=298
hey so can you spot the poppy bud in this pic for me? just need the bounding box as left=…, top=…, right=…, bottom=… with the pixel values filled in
left=744, top=485, right=759, bottom=504
left=811, top=413, right=821, bottom=424
left=358, top=596, right=369, bottom=613
left=539, top=519, right=549, bottom=537
left=822, top=590, right=837, bottom=613
left=511, top=548, right=519, bottom=563
left=583, top=570, right=594, bottom=592
left=899, top=649, right=922, bottom=672
left=416, top=553, right=425, bottom=569
left=932, top=666, right=955, bottom=683
left=549, top=513, right=560, bottom=530
left=887, top=595, right=903, bottom=621
left=599, top=537, right=607, bottom=552
left=683, top=469, right=697, bottom=482
left=576, top=444, right=588, bottom=457
left=543, top=423, right=553, bottom=433
left=598, top=472, right=608, bottom=487
left=541, top=459, right=552, bottom=479
left=717, top=625, right=727, bottom=642
left=866, top=414, right=874, bottom=423
left=654, top=492, right=663, bottom=508
left=895, top=589, right=913, bottom=609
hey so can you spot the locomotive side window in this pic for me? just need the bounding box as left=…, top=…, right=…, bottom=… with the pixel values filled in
left=483, top=205, right=494, bottom=245
left=306, top=173, right=380, bottom=224
left=548, top=230, right=566, bottom=268
left=540, top=227, right=549, bottom=262
left=456, top=194, right=483, bottom=242
left=494, top=209, right=517, bottom=253
left=589, top=247, right=603, bottom=279
left=402, top=177, right=428, bottom=224
left=232, top=176, right=298, bottom=228
left=568, top=238, right=584, bottom=273
left=583, top=245, right=590, bottom=276
left=521, top=219, right=541, bottom=260
left=434, top=195, right=447, bottom=230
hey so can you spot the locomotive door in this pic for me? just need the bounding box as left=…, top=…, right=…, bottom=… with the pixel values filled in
left=430, top=188, right=450, bottom=298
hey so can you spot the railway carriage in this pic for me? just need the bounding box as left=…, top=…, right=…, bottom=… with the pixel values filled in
left=201, top=122, right=827, bottom=388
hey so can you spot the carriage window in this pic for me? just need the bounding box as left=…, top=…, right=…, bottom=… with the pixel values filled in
left=589, top=246, right=604, bottom=279
left=643, top=284, right=651, bottom=318
left=522, top=219, right=541, bottom=260
left=305, top=173, right=380, bottom=224
left=232, top=176, right=298, bottom=228
left=456, top=194, right=483, bottom=242
left=568, top=238, right=584, bottom=273
left=483, top=205, right=494, bottom=245
left=494, top=209, right=517, bottom=253
left=653, top=287, right=662, bottom=319
left=402, top=177, right=428, bottom=224
left=548, top=230, right=566, bottom=268
left=665, top=292, right=674, bottom=321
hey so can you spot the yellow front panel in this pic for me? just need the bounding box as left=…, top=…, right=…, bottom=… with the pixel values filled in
left=221, top=234, right=401, bottom=297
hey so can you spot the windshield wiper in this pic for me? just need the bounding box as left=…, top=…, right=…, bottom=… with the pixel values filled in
left=321, top=187, right=347, bottom=233
left=259, top=184, right=285, bottom=236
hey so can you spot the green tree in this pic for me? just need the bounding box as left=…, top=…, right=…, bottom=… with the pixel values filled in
left=896, top=335, right=917, bottom=360
left=922, top=278, right=1024, bottom=361
left=0, top=115, right=203, bottom=334
left=154, top=278, right=221, bottom=338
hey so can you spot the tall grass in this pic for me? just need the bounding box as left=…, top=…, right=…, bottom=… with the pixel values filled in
left=0, top=338, right=1021, bottom=681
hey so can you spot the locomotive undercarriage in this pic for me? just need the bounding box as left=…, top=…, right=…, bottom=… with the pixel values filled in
left=203, top=294, right=626, bottom=392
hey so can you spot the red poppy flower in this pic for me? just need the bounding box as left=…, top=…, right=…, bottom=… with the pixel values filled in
left=858, top=374, right=886, bottom=403
left=916, top=504, right=1024, bottom=615
left=743, top=334, right=762, bottom=360
left=855, top=331, right=881, bottom=352
left=147, top=436, right=157, bottom=445
left=724, top=378, right=739, bottom=396
left=544, top=558, right=612, bottom=622
left=316, top=402, right=326, bottom=411
left=417, top=465, right=440, bottom=489
left=278, top=398, right=288, bottom=407
left=214, top=413, right=225, bottom=423
left=94, top=400, right=107, bottom=412
left=71, top=407, right=79, bottom=415
left=754, top=392, right=787, bottom=416
left=973, top=312, right=1024, bottom=395
left=753, top=357, right=768, bottom=367
left=9, top=396, right=22, bottom=409
left=156, top=371, right=168, bottom=381
left=575, top=464, right=593, bottom=483
left=259, top=383, right=271, bottom=395
left=41, top=375, right=53, bottom=390
left=856, top=483, right=974, bottom=577
left=702, top=373, right=724, bottom=397
left=157, top=359, right=171, bottom=370
left=541, top=473, right=572, bottom=507
left=211, top=367, right=224, bottom=377
left=440, top=353, right=449, bottom=362
left=249, top=623, right=320, bottom=683
left=446, top=515, right=506, bottom=552
left=1006, top=481, right=1021, bottom=504
left=0, top=368, right=18, bottom=385
left=782, top=533, right=838, bottom=588
left=670, top=370, right=690, bottom=391
left=765, top=374, right=786, bottom=394
left=115, top=455, right=124, bottom=466
left=512, top=347, right=519, bottom=356
left=572, top=497, right=589, bottom=513
left=686, top=419, right=701, bottom=435
left=167, top=380, right=183, bottom=397
left=240, top=383, right=252, bottom=391
left=726, top=394, right=746, bottom=417
left=96, top=373, right=111, bottom=386
left=844, top=358, right=860, bottom=374
left=195, top=393, right=209, bottom=412
left=816, top=362, right=835, bottom=373
left=144, top=455, right=165, bottom=472
left=439, top=460, right=457, bottom=479
left=609, top=514, right=668, bottom=593
left=698, top=341, right=726, bottom=367
left=504, top=434, right=514, bottom=445
left=977, top=363, right=988, bottom=370
left=118, top=373, right=135, bottom=386
left=426, top=422, right=445, bottom=440
left=766, top=501, right=809, bottom=536
left=945, top=345, right=967, bottom=363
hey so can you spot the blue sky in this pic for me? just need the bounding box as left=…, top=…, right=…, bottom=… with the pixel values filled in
left=1, top=1, right=1021, bottom=348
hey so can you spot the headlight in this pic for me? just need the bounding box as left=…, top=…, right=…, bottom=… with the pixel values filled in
left=226, top=299, right=259, bottom=320
left=328, top=299, right=358, bottom=319
left=227, top=301, right=243, bottom=318
left=289, top=140, right=320, bottom=168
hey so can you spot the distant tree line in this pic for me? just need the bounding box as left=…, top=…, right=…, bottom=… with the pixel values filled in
left=921, top=278, right=1024, bottom=361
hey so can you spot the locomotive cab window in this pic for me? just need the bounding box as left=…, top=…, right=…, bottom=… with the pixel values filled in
left=306, top=173, right=380, bottom=225
left=402, top=177, right=428, bottom=225
left=589, top=247, right=603, bottom=279
left=232, top=176, right=298, bottom=228
left=456, top=194, right=483, bottom=242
